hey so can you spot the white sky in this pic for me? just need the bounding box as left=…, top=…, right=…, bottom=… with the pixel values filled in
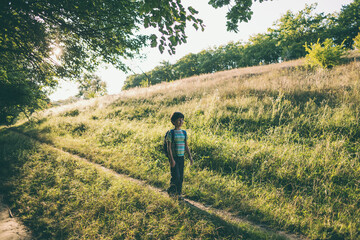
left=49, top=0, right=353, bottom=101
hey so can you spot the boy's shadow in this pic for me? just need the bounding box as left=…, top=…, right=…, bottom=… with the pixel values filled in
left=180, top=198, right=295, bottom=240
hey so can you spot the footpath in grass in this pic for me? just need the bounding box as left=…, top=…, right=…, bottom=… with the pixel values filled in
left=0, top=196, right=32, bottom=240
left=0, top=129, right=287, bottom=239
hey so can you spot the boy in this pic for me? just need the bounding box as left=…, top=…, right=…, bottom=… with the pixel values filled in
left=166, top=112, right=193, bottom=200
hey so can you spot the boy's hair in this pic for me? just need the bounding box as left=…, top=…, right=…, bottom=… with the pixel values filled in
left=171, top=112, right=184, bottom=123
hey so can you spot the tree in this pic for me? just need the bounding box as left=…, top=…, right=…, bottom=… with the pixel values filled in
left=0, top=77, right=49, bottom=125
left=208, top=0, right=270, bottom=32
left=271, top=4, right=333, bottom=60
left=246, top=33, right=280, bottom=64
left=173, top=53, right=199, bottom=79
left=220, top=41, right=247, bottom=69
left=197, top=48, right=218, bottom=74
left=334, top=0, right=360, bottom=48
left=354, top=30, right=360, bottom=51
left=123, top=74, right=147, bottom=90
left=150, top=61, right=175, bottom=84
left=76, top=74, right=107, bottom=99
left=0, top=0, right=273, bottom=124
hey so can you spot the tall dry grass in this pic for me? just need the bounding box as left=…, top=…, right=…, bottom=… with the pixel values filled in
left=13, top=58, right=360, bottom=239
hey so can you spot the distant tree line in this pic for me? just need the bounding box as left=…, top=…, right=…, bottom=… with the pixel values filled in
left=123, top=1, right=360, bottom=90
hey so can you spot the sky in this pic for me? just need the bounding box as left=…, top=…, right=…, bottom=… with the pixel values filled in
left=49, top=0, right=353, bottom=101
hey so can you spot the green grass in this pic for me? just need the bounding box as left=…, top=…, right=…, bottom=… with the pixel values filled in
left=7, top=59, right=360, bottom=239
left=0, top=129, right=281, bottom=239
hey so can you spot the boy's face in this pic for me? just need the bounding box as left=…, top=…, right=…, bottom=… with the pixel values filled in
left=172, top=118, right=184, bottom=129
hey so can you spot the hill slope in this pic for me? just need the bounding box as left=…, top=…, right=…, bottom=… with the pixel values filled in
left=5, top=58, right=360, bottom=239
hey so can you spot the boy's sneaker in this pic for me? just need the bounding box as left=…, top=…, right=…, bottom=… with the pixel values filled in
left=167, top=189, right=177, bottom=198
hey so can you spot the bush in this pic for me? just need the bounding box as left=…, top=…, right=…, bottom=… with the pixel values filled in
left=304, top=38, right=345, bottom=69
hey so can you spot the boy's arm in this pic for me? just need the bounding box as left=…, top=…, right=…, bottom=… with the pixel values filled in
left=167, top=141, right=176, bottom=167
left=185, top=141, right=193, bottom=165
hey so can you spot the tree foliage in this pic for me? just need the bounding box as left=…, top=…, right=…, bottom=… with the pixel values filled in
left=76, top=74, right=107, bottom=99
left=123, top=2, right=360, bottom=90
left=209, top=0, right=270, bottom=32
left=245, top=33, right=279, bottom=64
left=334, top=0, right=360, bottom=48
left=354, top=30, right=360, bottom=51
left=272, top=4, right=334, bottom=60
left=3, top=0, right=266, bottom=124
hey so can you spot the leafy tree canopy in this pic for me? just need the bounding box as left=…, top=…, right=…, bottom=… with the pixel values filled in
left=123, top=1, right=360, bottom=90
left=271, top=3, right=333, bottom=60
left=76, top=73, right=107, bottom=99
left=335, top=0, right=360, bottom=48
left=354, top=30, right=360, bottom=51
left=0, top=0, right=271, bottom=124
left=209, top=0, right=270, bottom=31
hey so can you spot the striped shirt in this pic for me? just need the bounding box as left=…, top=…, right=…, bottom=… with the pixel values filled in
left=166, top=130, right=187, bottom=157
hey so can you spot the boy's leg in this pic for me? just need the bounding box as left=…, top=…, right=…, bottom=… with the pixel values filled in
left=168, top=158, right=180, bottom=195
left=177, top=156, right=185, bottom=195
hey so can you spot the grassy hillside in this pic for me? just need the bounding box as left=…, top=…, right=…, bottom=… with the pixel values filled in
left=3, top=58, right=360, bottom=239
left=0, top=130, right=280, bottom=239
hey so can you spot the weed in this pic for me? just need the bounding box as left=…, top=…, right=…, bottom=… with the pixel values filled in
left=63, top=109, right=80, bottom=117
left=98, top=126, right=133, bottom=146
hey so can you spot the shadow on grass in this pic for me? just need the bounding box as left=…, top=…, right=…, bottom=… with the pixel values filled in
left=0, top=128, right=56, bottom=239
left=182, top=199, right=291, bottom=240
left=9, top=124, right=54, bottom=145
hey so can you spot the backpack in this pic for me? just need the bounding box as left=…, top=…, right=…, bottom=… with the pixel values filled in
left=163, top=129, right=187, bottom=158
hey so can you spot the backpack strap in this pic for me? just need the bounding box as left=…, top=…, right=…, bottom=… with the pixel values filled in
left=182, top=130, right=187, bottom=142
left=170, top=129, right=175, bottom=144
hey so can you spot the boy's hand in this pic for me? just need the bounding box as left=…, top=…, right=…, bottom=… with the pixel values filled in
left=171, top=160, right=176, bottom=168
left=189, top=157, right=193, bottom=166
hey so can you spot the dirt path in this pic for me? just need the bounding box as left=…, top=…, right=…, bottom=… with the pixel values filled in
left=70, top=152, right=305, bottom=239
left=9, top=130, right=307, bottom=240
left=0, top=196, right=32, bottom=240
left=46, top=144, right=306, bottom=239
